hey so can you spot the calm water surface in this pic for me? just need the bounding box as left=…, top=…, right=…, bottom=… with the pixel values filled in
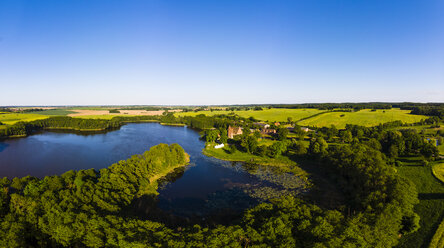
left=0, top=123, right=297, bottom=221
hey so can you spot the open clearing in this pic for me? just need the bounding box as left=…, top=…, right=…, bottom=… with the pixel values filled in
left=177, top=108, right=325, bottom=122
left=297, top=109, right=426, bottom=128
left=0, top=113, right=49, bottom=125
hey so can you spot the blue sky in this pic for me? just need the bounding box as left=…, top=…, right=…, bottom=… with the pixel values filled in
left=0, top=0, right=443, bottom=105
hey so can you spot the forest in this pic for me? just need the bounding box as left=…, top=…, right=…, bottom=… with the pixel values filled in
left=0, top=116, right=121, bottom=137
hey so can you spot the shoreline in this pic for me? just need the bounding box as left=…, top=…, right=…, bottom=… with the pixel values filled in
left=202, top=144, right=309, bottom=182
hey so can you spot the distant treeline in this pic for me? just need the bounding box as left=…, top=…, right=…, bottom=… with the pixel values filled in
left=0, top=117, right=121, bottom=138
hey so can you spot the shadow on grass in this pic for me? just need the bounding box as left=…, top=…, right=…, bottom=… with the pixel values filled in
left=418, top=193, right=444, bottom=200
left=288, top=154, right=346, bottom=210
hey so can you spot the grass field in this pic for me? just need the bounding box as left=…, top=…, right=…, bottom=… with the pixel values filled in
left=0, top=113, right=49, bottom=125
left=297, top=109, right=426, bottom=128
left=203, top=143, right=308, bottom=176
left=432, top=163, right=444, bottom=184
left=178, top=108, right=426, bottom=128
left=439, top=145, right=444, bottom=156
left=397, top=158, right=444, bottom=248
left=429, top=218, right=444, bottom=248
left=30, top=109, right=76, bottom=116
left=74, top=115, right=137, bottom=119
left=177, top=108, right=325, bottom=122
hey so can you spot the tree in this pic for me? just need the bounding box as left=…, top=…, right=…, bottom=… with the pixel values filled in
left=241, top=135, right=258, bottom=154
left=287, top=117, right=293, bottom=124
left=420, top=142, right=438, bottom=160
left=340, top=130, right=353, bottom=143
left=291, top=140, right=307, bottom=155
left=205, top=130, right=219, bottom=143
left=253, top=130, right=261, bottom=139
left=268, top=141, right=288, bottom=157
left=219, top=130, right=228, bottom=144
left=308, top=137, right=328, bottom=156
left=277, top=128, right=289, bottom=141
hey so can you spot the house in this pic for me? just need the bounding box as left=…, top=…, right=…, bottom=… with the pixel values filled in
left=254, top=122, right=270, bottom=129
left=214, top=143, right=225, bottom=149
left=274, top=122, right=281, bottom=126
left=228, top=126, right=243, bottom=138
left=261, top=129, right=276, bottom=135
left=301, top=127, right=313, bottom=132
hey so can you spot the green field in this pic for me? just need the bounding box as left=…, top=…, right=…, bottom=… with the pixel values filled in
left=177, top=108, right=325, bottom=122
left=298, top=109, right=426, bottom=128
left=397, top=158, right=444, bottom=248
left=432, top=163, right=444, bottom=184
left=30, top=109, right=76, bottom=116
left=0, top=113, right=49, bottom=125
left=429, top=218, right=444, bottom=248
left=439, top=145, right=444, bottom=156
left=74, top=114, right=137, bottom=119
left=178, top=108, right=426, bottom=128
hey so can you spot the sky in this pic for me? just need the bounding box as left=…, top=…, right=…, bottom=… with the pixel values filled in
left=0, top=0, right=443, bottom=106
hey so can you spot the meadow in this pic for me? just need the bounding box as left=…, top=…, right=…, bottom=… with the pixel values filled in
left=177, top=108, right=325, bottom=122
left=177, top=108, right=426, bottom=128
left=0, top=113, right=49, bottom=125
left=297, top=109, right=426, bottom=128
left=432, top=163, right=444, bottom=184
left=429, top=218, right=444, bottom=248
left=397, top=158, right=444, bottom=248
left=30, top=109, right=76, bottom=116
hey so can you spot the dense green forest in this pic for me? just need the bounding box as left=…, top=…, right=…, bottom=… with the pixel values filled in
left=0, top=143, right=189, bottom=247
left=0, top=116, right=121, bottom=137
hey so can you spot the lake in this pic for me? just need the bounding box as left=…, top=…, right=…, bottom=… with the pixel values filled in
left=0, top=123, right=304, bottom=224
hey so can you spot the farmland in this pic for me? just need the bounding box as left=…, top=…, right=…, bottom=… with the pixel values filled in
left=178, top=108, right=427, bottom=128
left=0, top=113, right=49, bottom=125
left=30, top=109, right=76, bottom=116
left=297, top=109, right=426, bottom=128
left=177, top=108, right=325, bottom=122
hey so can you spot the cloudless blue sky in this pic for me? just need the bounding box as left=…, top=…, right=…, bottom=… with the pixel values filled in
left=0, top=0, right=443, bottom=105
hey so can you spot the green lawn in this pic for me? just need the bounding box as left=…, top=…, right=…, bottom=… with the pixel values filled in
left=397, top=158, right=444, bottom=248
left=30, top=109, right=76, bottom=116
left=0, top=113, right=49, bottom=125
left=203, top=144, right=308, bottom=177
left=432, top=163, right=444, bottom=184
left=438, top=145, right=444, bottom=156
left=429, top=218, right=444, bottom=248
left=178, top=108, right=325, bottom=122
left=298, top=109, right=426, bottom=128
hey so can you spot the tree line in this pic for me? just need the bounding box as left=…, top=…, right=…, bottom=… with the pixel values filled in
left=0, top=116, right=121, bottom=138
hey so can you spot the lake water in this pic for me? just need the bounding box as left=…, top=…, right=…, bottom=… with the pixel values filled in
left=0, top=123, right=304, bottom=224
